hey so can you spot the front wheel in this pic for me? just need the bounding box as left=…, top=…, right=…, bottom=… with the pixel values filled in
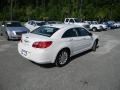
left=92, top=27, right=97, bottom=32
left=92, top=40, right=98, bottom=51
left=5, top=32, right=10, bottom=40
left=55, top=50, right=69, bottom=67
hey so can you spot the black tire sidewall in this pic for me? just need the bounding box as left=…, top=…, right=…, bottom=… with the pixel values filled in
left=92, top=41, right=97, bottom=51
left=5, top=32, right=10, bottom=40
left=92, top=27, right=97, bottom=32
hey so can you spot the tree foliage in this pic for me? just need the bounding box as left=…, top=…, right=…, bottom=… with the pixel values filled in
left=0, top=0, right=120, bottom=21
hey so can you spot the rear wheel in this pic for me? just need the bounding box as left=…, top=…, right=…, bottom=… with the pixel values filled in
left=55, top=49, right=69, bottom=67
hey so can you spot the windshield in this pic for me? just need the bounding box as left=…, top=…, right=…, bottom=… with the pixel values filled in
left=36, top=22, right=46, bottom=26
left=74, top=19, right=81, bottom=22
left=31, top=26, right=59, bottom=37
left=6, top=22, right=22, bottom=27
left=91, top=21, right=98, bottom=24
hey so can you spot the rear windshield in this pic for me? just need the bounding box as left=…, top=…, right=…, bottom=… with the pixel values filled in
left=31, top=26, right=59, bottom=37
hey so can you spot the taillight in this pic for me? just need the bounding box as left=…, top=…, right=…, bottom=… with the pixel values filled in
left=32, top=41, right=52, bottom=48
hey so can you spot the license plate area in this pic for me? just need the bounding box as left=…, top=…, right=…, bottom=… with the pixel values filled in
left=21, top=49, right=28, bottom=56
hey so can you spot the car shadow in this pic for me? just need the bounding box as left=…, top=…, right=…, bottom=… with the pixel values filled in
left=68, top=50, right=91, bottom=63
left=30, top=50, right=92, bottom=68
left=67, top=45, right=99, bottom=65
left=10, top=39, right=21, bottom=41
left=30, top=61, right=56, bottom=68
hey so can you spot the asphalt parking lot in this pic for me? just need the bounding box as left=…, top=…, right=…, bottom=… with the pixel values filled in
left=0, top=29, right=120, bottom=90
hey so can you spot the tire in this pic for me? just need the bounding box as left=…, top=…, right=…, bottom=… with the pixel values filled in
left=5, top=32, right=10, bottom=40
left=55, top=49, right=69, bottom=67
left=0, top=30, right=3, bottom=36
left=92, top=40, right=98, bottom=51
left=0, top=33, right=3, bottom=36
left=92, top=27, right=97, bottom=32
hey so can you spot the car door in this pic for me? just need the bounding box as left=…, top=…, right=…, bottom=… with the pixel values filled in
left=62, top=28, right=82, bottom=55
left=76, top=27, right=93, bottom=51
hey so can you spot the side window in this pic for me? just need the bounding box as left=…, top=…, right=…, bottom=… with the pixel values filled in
left=76, top=28, right=90, bottom=36
left=65, top=19, right=69, bottom=22
left=30, top=21, right=33, bottom=25
left=62, top=29, right=77, bottom=38
left=69, top=19, right=74, bottom=23
left=33, top=22, right=36, bottom=26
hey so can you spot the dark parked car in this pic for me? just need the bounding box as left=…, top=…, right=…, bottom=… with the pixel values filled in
left=102, top=21, right=116, bottom=29
left=0, top=21, right=29, bottom=40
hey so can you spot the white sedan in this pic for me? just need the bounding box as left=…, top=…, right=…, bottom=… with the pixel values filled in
left=24, top=20, right=46, bottom=31
left=18, top=24, right=99, bottom=67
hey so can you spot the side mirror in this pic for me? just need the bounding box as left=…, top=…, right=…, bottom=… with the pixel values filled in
left=89, top=33, right=92, bottom=36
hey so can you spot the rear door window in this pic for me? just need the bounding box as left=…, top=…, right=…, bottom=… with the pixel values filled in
left=76, top=28, right=90, bottom=36
left=62, top=28, right=77, bottom=38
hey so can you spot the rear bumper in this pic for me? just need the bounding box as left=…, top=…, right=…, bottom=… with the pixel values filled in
left=18, top=42, right=55, bottom=64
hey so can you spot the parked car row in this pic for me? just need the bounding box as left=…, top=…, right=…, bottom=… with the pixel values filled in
left=24, top=20, right=63, bottom=31
left=1, top=19, right=119, bottom=40
left=0, top=21, right=29, bottom=40
left=64, top=18, right=90, bottom=30
left=63, top=18, right=120, bottom=32
left=0, top=20, right=63, bottom=41
left=84, top=21, right=108, bottom=31
left=0, top=19, right=119, bottom=67
left=85, top=20, right=120, bottom=31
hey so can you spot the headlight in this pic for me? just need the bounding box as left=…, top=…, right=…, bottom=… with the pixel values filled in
left=11, top=31, right=16, bottom=35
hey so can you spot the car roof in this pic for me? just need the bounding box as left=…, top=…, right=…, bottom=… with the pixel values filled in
left=29, top=20, right=45, bottom=23
left=4, top=21, right=20, bottom=23
left=44, top=24, right=80, bottom=29
left=65, top=18, right=78, bottom=19
left=2, top=21, right=21, bottom=25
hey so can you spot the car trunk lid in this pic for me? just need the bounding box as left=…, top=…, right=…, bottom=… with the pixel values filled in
left=21, top=33, right=51, bottom=46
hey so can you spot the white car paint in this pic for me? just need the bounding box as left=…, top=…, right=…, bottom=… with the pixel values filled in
left=85, top=21, right=108, bottom=31
left=24, top=20, right=45, bottom=31
left=64, top=18, right=90, bottom=30
left=18, top=24, right=98, bottom=64
left=114, top=22, right=120, bottom=28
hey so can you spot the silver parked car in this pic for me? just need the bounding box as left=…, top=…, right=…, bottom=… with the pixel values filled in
left=0, top=21, right=29, bottom=40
